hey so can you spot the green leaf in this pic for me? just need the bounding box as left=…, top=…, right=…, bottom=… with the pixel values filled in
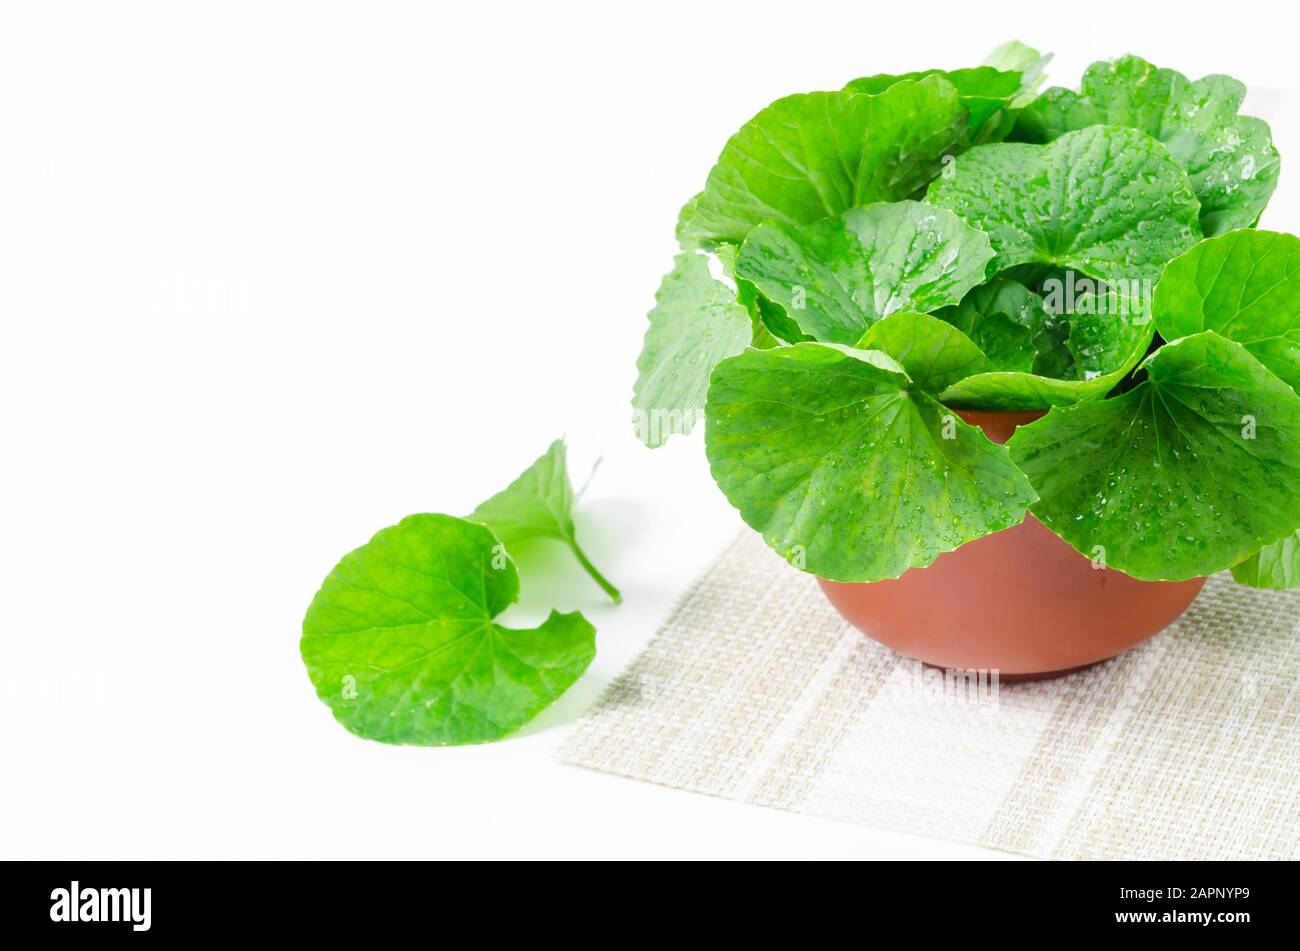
left=1014, top=55, right=1280, bottom=236
left=1007, top=332, right=1300, bottom=581
left=734, top=201, right=995, bottom=344
left=1153, top=230, right=1300, bottom=393
left=674, top=192, right=706, bottom=249
left=704, top=342, right=1037, bottom=582
left=944, top=310, right=1034, bottom=373
left=1064, top=289, right=1150, bottom=373
left=714, top=243, right=807, bottom=346
left=743, top=287, right=809, bottom=345
left=940, top=370, right=1114, bottom=410
left=469, top=439, right=620, bottom=602
left=855, top=310, right=990, bottom=393
left=926, top=125, right=1202, bottom=290
left=742, top=287, right=810, bottom=345
left=935, top=277, right=1056, bottom=373
left=1232, top=531, right=1300, bottom=590
left=681, top=77, right=968, bottom=244
left=632, top=252, right=752, bottom=448
left=983, top=41, right=1053, bottom=107
left=301, top=514, right=597, bottom=745
left=938, top=283, right=1156, bottom=410
left=844, top=67, right=1021, bottom=143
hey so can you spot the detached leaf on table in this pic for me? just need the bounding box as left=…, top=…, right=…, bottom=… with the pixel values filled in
left=469, top=439, right=621, bottom=602
left=301, top=514, right=596, bottom=745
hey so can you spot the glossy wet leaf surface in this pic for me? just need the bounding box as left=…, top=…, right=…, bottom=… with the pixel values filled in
left=935, top=277, right=1057, bottom=374
left=855, top=310, right=990, bottom=393
left=1007, top=332, right=1300, bottom=580
left=705, top=342, right=1036, bottom=582
left=735, top=201, right=994, bottom=345
left=1015, top=55, right=1280, bottom=236
left=714, top=242, right=809, bottom=346
left=1154, top=230, right=1300, bottom=393
left=681, top=77, right=967, bottom=244
left=926, top=125, right=1202, bottom=289
left=938, top=285, right=1155, bottom=410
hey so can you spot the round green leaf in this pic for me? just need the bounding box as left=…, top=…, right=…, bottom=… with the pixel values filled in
left=855, top=310, right=991, bottom=393
left=935, top=277, right=1060, bottom=374
left=940, top=367, right=1125, bottom=411
left=1015, top=56, right=1280, bottom=236
left=982, top=40, right=1053, bottom=108
left=632, top=252, right=752, bottom=447
left=938, top=279, right=1156, bottom=410
left=844, top=67, right=1022, bottom=143
left=681, top=77, right=968, bottom=244
left=926, top=125, right=1202, bottom=290
left=705, top=342, right=1037, bottom=582
left=301, top=514, right=596, bottom=745
left=1153, top=230, right=1300, bottom=393
left=734, top=201, right=995, bottom=345
left=715, top=242, right=812, bottom=345
left=1007, top=332, right=1300, bottom=581
left=941, top=309, right=1154, bottom=410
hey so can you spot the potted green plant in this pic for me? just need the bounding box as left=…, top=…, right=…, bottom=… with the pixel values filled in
left=633, top=44, right=1300, bottom=676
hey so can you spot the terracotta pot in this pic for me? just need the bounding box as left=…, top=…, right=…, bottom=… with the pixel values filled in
left=817, top=409, right=1207, bottom=679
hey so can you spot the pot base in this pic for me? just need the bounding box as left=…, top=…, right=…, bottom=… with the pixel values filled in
left=920, top=659, right=1103, bottom=684
left=816, top=407, right=1209, bottom=677
left=818, top=516, right=1208, bottom=677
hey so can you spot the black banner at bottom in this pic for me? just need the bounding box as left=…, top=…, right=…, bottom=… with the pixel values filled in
left=4, top=859, right=1287, bottom=938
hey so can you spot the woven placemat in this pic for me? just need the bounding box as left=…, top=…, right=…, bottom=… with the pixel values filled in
left=560, top=531, right=1300, bottom=860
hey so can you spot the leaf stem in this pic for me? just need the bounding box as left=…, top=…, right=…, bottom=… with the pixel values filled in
left=566, top=537, right=621, bottom=603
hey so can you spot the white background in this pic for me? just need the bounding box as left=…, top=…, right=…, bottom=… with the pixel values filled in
left=2, top=0, right=1295, bottom=859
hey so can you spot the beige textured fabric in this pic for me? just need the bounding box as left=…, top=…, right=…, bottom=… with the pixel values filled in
left=560, top=531, right=1300, bottom=860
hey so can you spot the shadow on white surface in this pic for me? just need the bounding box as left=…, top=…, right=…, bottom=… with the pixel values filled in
left=496, top=496, right=648, bottom=737
left=501, top=496, right=645, bottom=620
